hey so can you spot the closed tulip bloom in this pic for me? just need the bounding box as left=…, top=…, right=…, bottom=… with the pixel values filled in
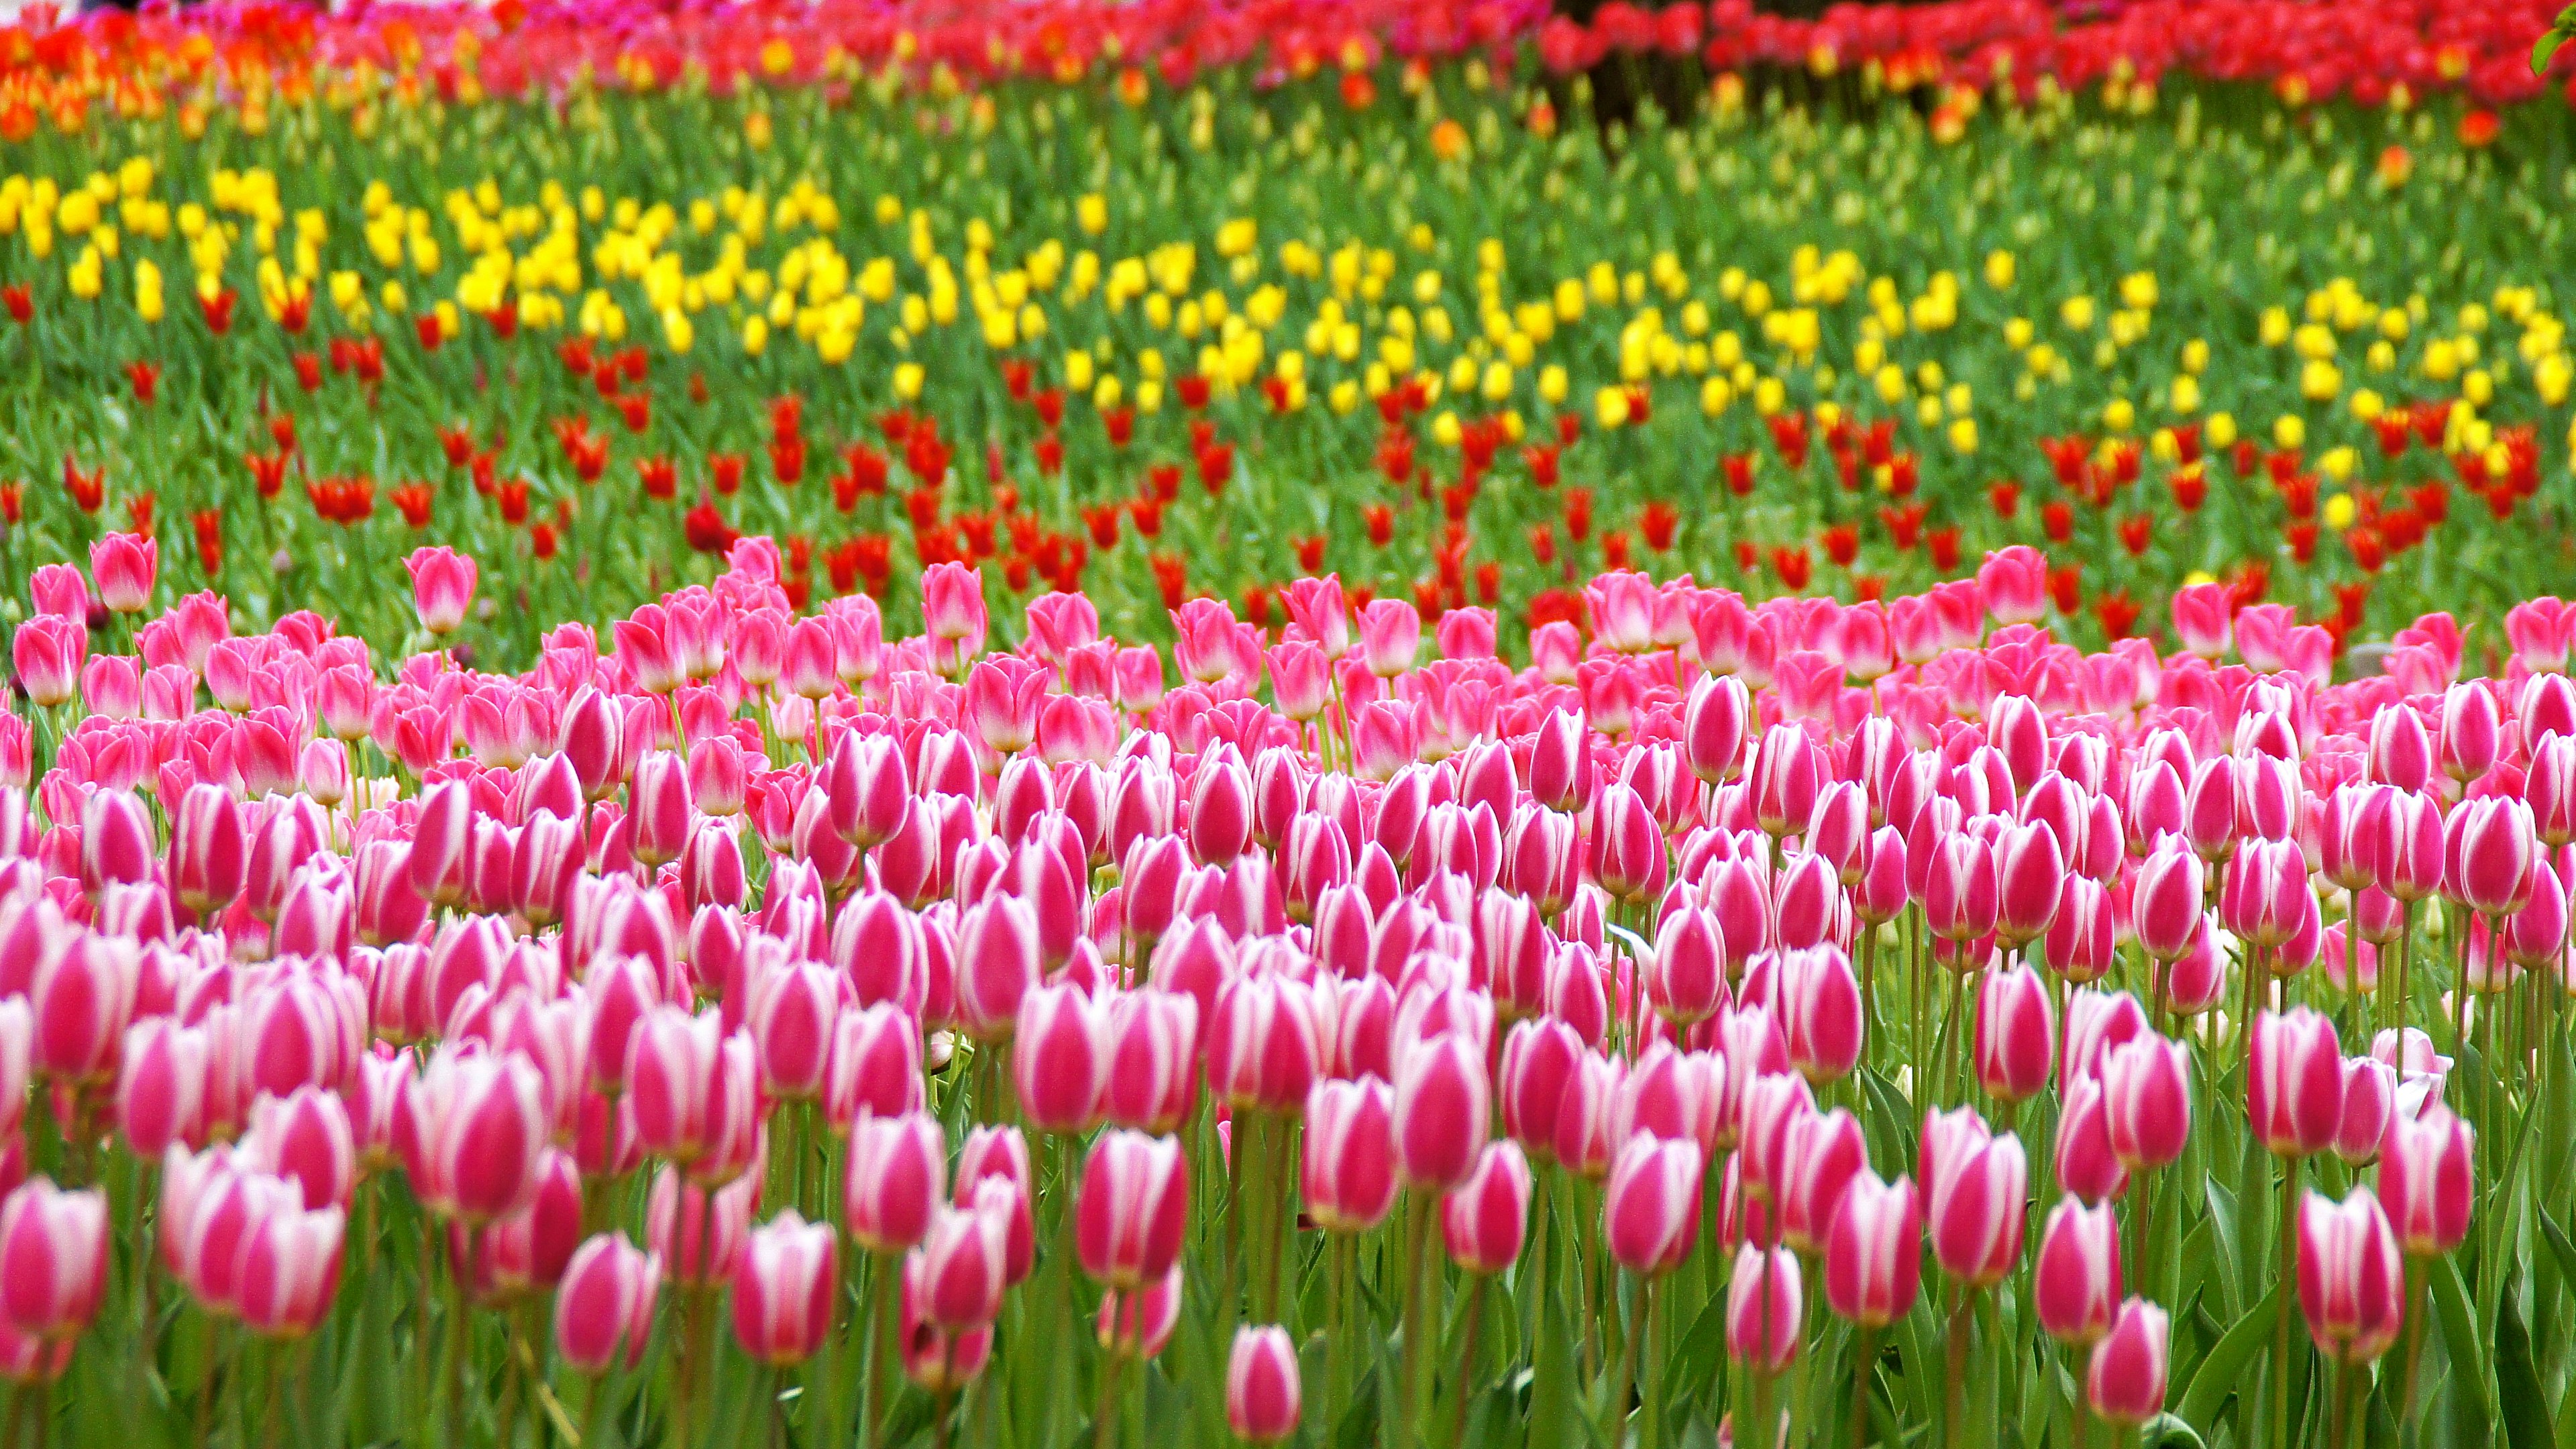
left=1591, top=782, right=1665, bottom=903
left=1605, top=1134, right=1705, bottom=1277
left=239, top=1086, right=357, bottom=1212
left=235, top=1202, right=345, bottom=1339
left=900, top=1251, right=996, bottom=1391
left=0, top=1179, right=107, bottom=1340
left=2298, top=1189, right=2406, bottom=1364
left=11, top=617, right=83, bottom=708
left=1226, top=1324, right=1303, bottom=1444
left=715, top=1214, right=830, bottom=1370
left=2044, top=876, right=2118, bottom=983
left=116, top=1016, right=208, bottom=1158
left=2182, top=757, right=2241, bottom=865
left=955, top=1128, right=1036, bottom=1287
left=1552, top=1051, right=1625, bottom=1181
left=2377, top=1104, right=2473, bottom=1256
left=2529, top=737, right=2576, bottom=847
left=1925, top=833, right=1998, bottom=942
left=403, top=545, right=477, bottom=634
left=169, top=784, right=246, bottom=916
left=1013, top=983, right=1109, bottom=1135
left=748, top=958, right=843, bottom=1102
left=2088, top=1298, right=2172, bottom=1426
left=2159, top=914, right=2228, bottom=1016
left=1442, top=1140, right=1534, bottom=1275
left=2332, top=1057, right=2398, bottom=1167
left=1096, top=1265, right=1184, bottom=1361
left=1728, top=1244, right=1803, bottom=1373
left=2099, top=1036, right=2192, bottom=1171
left=1776, top=1108, right=1867, bottom=1254
left=1684, top=675, right=1750, bottom=786
left=2249, top=1008, right=2343, bottom=1159
left=1646, top=904, right=1726, bottom=1025
left=1974, top=963, right=2055, bottom=1104
left=955, top=894, right=1042, bottom=1042
left=1749, top=724, right=1822, bottom=839
left=1096, top=990, right=1197, bottom=1136
left=2367, top=706, right=2434, bottom=792
left=2374, top=790, right=2446, bottom=903
left=2034, top=1197, right=2122, bottom=1346
left=1076, top=1131, right=1189, bottom=1291
left=845, top=1112, right=948, bottom=1256
left=1778, top=947, right=1862, bottom=1085
left=555, top=1232, right=661, bottom=1374
left=626, top=1007, right=759, bottom=1183
left=1527, top=709, right=1596, bottom=816
left=2449, top=797, right=2537, bottom=917
left=1923, top=1109, right=2026, bottom=1287
left=1993, top=822, right=2065, bottom=946
left=915, top=1202, right=1008, bottom=1329
left=822, top=1003, right=924, bottom=1132
left=1304, top=1077, right=1397, bottom=1233
left=1855, top=826, right=1910, bottom=925
left=2436, top=683, right=2502, bottom=786
left=1823, top=1169, right=1922, bottom=1327
left=1770, top=851, right=1839, bottom=952
left=1393, top=1033, right=1490, bottom=1190
left=415, top=1046, right=548, bottom=1224
left=1499, top=1019, right=1582, bottom=1159
left=2054, top=1075, right=2129, bottom=1205
left=1206, top=972, right=1331, bottom=1116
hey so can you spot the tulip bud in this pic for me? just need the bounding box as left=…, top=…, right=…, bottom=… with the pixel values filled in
left=1822, top=1169, right=1921, bottom=1327
left=2297, top=1189, right=2406, bottom=1364
left=1075, top=1131, right=1189, bottom=1291
left=1727, top=1244, right=1803, bottom=1373
left=2034, top=1197, right=2121, bottom=1346
left=555, top=1232, right=661, bottom=1374
left=1303, top=1077, right=1397, bottom=1234
left=2087, top=1298, right=2171, bottom=1425
left=1225, top=1325, right=1303, bottom=1445
left=1440, top=1141, right=1532, bottom=1275
left=2249, top=1008, right=2343, bottom=1160
left=2099, top=1035, right=2192, bottom=1171
left=1923, top=1108, right=2025, bottom=1287
left=1973, top=963, right=2055, bottom=1104
left=1604, top=1134, right=1704, bottom=1277
left=0, top=1178, right=108, bottom=1340
left=235, top=1199, right=345, bottom=1339
left=2377, top=1104, right=2473, bottom=1256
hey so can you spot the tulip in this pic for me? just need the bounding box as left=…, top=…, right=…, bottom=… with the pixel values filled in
left=404, top=545, right=478, bottom=635
left=955, top=1128, right=1035, bottom=1287
left=2088, top=1298, right=2172, bottom=1426
left=1973, top=963, right=2054, bottom=1104
left=1729, top=1243, right=1804, bottom=1374
left=2332, top=1057, right=2396, bottom=1167
left=625, top=1007, right=759, bottom=1184
left=747, top=958, right=843, bottom=1102
left=1226, top=1324, right=1303, bottom=1444
left=235, top=1201, right=345, bottom=1338
left=2054, top=1074, right=2129, bottom=1205
left=1645, top=904, right=1725, bottom=1024
left=1779, top=946, right=1862, bottom=1085
left=1776, top=1108, right=1867, bottom=1254
left=955, top=894, right=1042, bottom=1042
left=899, top=1251, right=996, bottom=1391
left=1303, top=1077, right=1397, bottom=1233
left=1096, top=1264, right=1184, bottom=1361
left=1012, top=983, right=1109, bottom=1135
left=555, top=1232, right=661, bottom=1373
left=845, top=1112, right=948, bottom=1255
left=2449, top=797, right=2537, bottom=918
left=90, top=531, right=156, bottom=612
left=169, top=784, right=246, bottom=916
left=1923, top=1108, right=2025, bottom=1287
left=2034, top=1197, right=2121, bottom=1346
left=2437, top=682, right=2501, bottom=786
left=239, top=1086, right=356, bottom=1212
left=1075, top=1131, right=1189, bottom=1290
left=115, top=1016, right=207, bottom=1159
left=1102, top=989, right=1199, bottom=1136
left=1823, top=1169, right=1922, bottom=1327
left=1993, top=821, right=2065, bottom=945
left=1439, top=1141, right=1532, bottom=1275
left=2377, top=1104, right=2473, bottom=1256
left=0, top=1179, right=107, bottom=1340
left=2298, top=1189, right=2406, bottom=1363
left=1393, top=1032, right=1490, bottom=1190
left=822, top=1003, right=925, bottom=1131
left=732, top=1212, right=835, bottom=1365
left=1605, top=1134, right=1704, bottom=1277
left=1684, top=675, right=1749, bottom=785
left=2099, top=1035, right=2192, bottom=1170
left=1358, top=599, right=1419, bottom=677
left=2249, top=1009, right=2343, bottom=1159
left=414, top=1046, right=549, bottom=1224
left=1924, top=833, right=1998, bottom=942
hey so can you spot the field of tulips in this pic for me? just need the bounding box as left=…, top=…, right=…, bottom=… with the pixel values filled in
left=0, top=0, right=2573, bottom=670
left=9, top=0, right=2576, bottom=1447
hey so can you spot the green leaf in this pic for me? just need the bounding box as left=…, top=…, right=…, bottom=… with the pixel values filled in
left=2496, top=1289, right=2549, bottom=1449
left=2538, top=1207, right=2576, bottom=1291
left=2534, top=26, right=2569, bottom=76
left=1525, top=1289, right=1580, bottom=1449
left=2141, top=1413, right=2209, bottom=1449
left=2430, top=1254, right=2491, bottom=1427
left=1666, top=1287, right=1731, bottom=1425
left=2176, top=1278, right=2283, bottom=1434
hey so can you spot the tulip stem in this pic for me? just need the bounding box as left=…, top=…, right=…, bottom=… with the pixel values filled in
left=1094, top=1325, right=1123, bottom=1449
left=1607, top=1271, right=1644, bottom=1448
left=1401, top=1192, right=1438, bottom=1449
left=2274, top=1157, right=2300, bottom=1449
left=2398, top=1256, right=2427, bottom=1449
left=1850, top=1327, right=1878, bottom=1449
left=2072, top=1344, right=2092, bottom=1449
left=1451, top=1275, right=1489, bottom=1448
left=869, top=1252, right=902, bottom=1449
left=1943, top=1287, right=1976, bottom=1449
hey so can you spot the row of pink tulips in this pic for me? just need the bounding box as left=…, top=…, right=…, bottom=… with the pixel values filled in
left=0, top=535, right=2565, bottom=1448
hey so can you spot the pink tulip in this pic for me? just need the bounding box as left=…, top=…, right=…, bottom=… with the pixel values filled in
left=555, top=1232, right=661, bottom=1373
left=2099, top=1036, right=2192, bottom=1171
left=2034, top=1197, right=2121, bottom=1346
left=1973, top=963, right=2055, bottom=1104
left=1646, top=905, right=1725, bottom=1025
left=1776, top=1108, right=1867, bottom=1254
left=1096, top=1265, right=1183, bottom=1361
left=2088, top=1298, right=2172, bottom=1425
left=404, top=546, right=478, bottom=635
left=414, top=1045, right=548, bottom=1224
left=1206, top=971, right=1331, bottom=1116
left=1226, top=1324, right=1303, bottom=1444
left=1823, top=1169, right=1922, bottom=1327
left=2171, top=585, right=2234, bottom=660
left=1393, top=1032, right=1490, bottom=1190
left=169, top=784, right=246, bottom=915
left=0, top=1179, right=107, bottom=1340
left=955, top=894, right=1042, bottom=1042
left=116, top=1016, right=207, bottom=1158
left=2333, top=1057, right=2397, bottom=1166
left=1101, top=990, right=1199, bottom=1136
left=1728, top=1244, right=1803, bottom=1373
left=625, top=1007, right=759, bottom=1184
left=1684, top=675, right=1749, bottom=786
left=1075, top=1130, right=1189, bottom=1291
left=89, top=531, right=156, bottom=612
left=1013, top=983, right=1108, bottom=1135
left=900, top=1250, right=996, bottom=1391
left=1440, top=1141, right=1532, bottom=1275
left=1993, top=821, right=2065, bottom=945
left=822, top=1004, right=924, bottom=1132
left=1922, top=1108, right=2025, bottom=1287
left=239, top=1086, right=356, bottom=1212
left=235, top=1201, right=345, bottom=1338
left=2249, top=1008, right=2343, bottom=1160
left=916, top=1202, right=1008, bottom=1329
left=1779, top=947, right=1862, bottom=1085
left=2297, top=1189, right=2406, bottom=1364
left=646, top=1169, right=754, bottom=1288
left=2374, top=790, right=2447, bottom=903
left=954, top=1128, right=1035, bottom=1286
left=1924, top=833, right=1998, bottom=942
left=2437, top=682, right=2502, bottom=786
left=2054, top=1075, right=2129, bottom=1205
left=748, top=957, right=843, bottom=1102
left=13, top=616, right=85, bottom=707
left=2377, top=1104, right=2473, bottom=1256
left=1303, top=1077, right=1398, bottom=1233
left=1604, top=1134, right=1704, bottom=1277
left=731, top=1212, right=835, bottom=1365
left=1358, top=599, right=1420, bottom=678
left=845, top=1112, right=948, bottom=1255
left=2448, top=797, right=2537, bottom=917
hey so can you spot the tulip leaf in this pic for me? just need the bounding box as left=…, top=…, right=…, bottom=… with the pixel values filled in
left=2141, top=1413, right=2209, bottom=1449
left=2430, top=1254, right=2491, bottom=1426
left=1524, top=1289, right=1580, bottom=1449
left=1666, top=1287, right=1731, bottom=1423
left=2176, top=1278, right=2283, bottom=1434
left=2497, top=1289, right=2550, bottom=1449
left=2539, top=1208, right=2576, bottom=1291
left=2536, top=26, right=2570, bottom=76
